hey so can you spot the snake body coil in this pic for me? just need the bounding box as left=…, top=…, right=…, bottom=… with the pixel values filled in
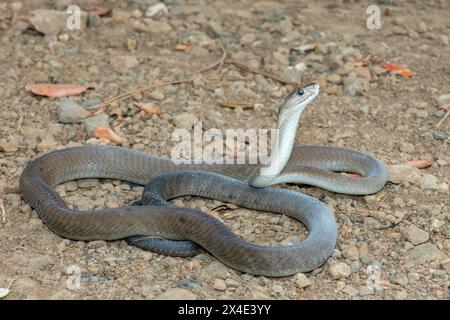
left=19, top=84, right=387, bottom=276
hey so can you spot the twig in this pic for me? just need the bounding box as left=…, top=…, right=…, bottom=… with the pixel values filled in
left=90, top=78, right=194, bottom=110
left=197, top=44, right=227, bottom=74
left=0, top=199, right=6, bottom=224
left=225, top=59, right=298, bottom=85
left=219, top=101, right=255, bottom=110
left=436, top=109, right=450, bottom=128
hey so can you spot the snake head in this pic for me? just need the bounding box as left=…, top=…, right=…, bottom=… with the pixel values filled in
left=284, top=83, right=319, bottom=109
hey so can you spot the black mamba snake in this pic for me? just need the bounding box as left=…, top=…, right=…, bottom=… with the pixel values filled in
left=19, top=84, right=387, bottom=276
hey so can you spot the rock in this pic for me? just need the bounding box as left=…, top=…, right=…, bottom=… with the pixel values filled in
left=29, top=254, right=54, bottom=270
left=155, top=288, right=197, bottom=300
left=30, top=9, right=87, bottom=35
left=240, top=33, right=256, bottom=45
left=399, top=142, right=414, bottom=153
left=294, top=273, right=312, bottom=288
left=57, top=99, right=90, bottom=123
left=78, top=179, right=99, bottom=188
left=401, top=225, right=429, bottom=245
left=37, top=135, right=57, bottom=152
left=145, top=19, right=172, bottom=33
left=327, top=74, right=342, bottom=84
left=439, top=35, right=449, bottom=46
left=145, top=3, right=169, bottom=18
left=421, top=174, right=438, bottom=190
left=436, top=94, right=450, bottom=108
left=213, top=278, right=227, bottom=291
left=433, top=130, right=448, bottom=140
left=84, top=114, right=110, bottom=137
left=408, top=243, right=445, bottom=264
left=433, top=110, right=445, bottom=118
left=387, top=165, right=422, bottom=185
left=281, top=66, right=301, bottom=83
left=150, top=90, right=165, bottom=101
left=173, top=112, right=198, bottom=130
left=111, top=55, right=139, bottom=74
left=328, top=262, right=352, bottom=279
left=342, top=245, right=359, bottom=260
left=342, top=76, right=367, bottom=96
left=273, top=51, right=289, bottom=65
left=294, top=62, right=307, bottom=72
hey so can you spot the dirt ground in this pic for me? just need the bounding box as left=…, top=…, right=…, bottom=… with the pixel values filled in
left=0, top=0, right=449, bottom=300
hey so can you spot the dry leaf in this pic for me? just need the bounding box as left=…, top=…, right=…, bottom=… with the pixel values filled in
left=354, top=66, right=371, bottom=80
left=294, top=43, right=317, bottom=53
left=93, top=127, right=125, bottom=145
left=402, top=159, right=432, bottom=169
left=380, top=61, right=413, bottom=77
left=25, top=84, right=91, bottom=98
left=175, top=43, right=191, bottom=52
left=127, top=37, right=137, bottom=52
left=81, top=7, right=112, bottom=16
left=143, top=106, right=162, bottom=115
left=0, top=141, right=19, bottom=153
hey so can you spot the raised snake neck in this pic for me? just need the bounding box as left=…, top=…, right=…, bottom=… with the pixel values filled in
left=19, top=84, right=388, bottom=276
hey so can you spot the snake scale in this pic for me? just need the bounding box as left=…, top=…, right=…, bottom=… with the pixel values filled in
left=20, top=84, right=388, bottom=276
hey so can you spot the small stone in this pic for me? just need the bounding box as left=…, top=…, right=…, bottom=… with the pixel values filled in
left=273, top=51, right=289, bottom=65
left=401, top=225, right=429, bottom=245
left=155, top=288, right=197, bottom=300
left=213, top=278, right=227, bottom=291
left=112, top=55, right=139, bottom=74
left=342, top=76, right=368, bottom=96
left=294, top=273, right=312, bottom=288
left=387, top=165, right=422, bottom=185
left=439, top=35, right=449, bottom=46
left=30, top=9, right=87, bottom=35
left=78, top=179, right=99, bottom=188
left=342, top=245, right=359, bottom=260
left=173, top=112, right=198, bottom=130
left=421, top=174, right=438, bottom=190
left=327, top=74, right=342, bottom=84
left=433, top=110, right=445, bottom=118
left=294, top=62, right=307, bottom=72
left=240, top=33, right=256, bottom=45
left=408, top=242, right=445, bottom=264
left=57, top=99, right=90, bottom=123
left=145, top=3, right=168, bottom=18
left=399, top=142, right=414, bottom=153
left=64, top=181, right=78, bottom=192
left=282, top=66, right=302, bottom=83
left=145, top=19, right=172, bottom=33
left=432, top=130, right=448, bottom=141
left=415, top=109, right=428, bottom=119
left=150, top=90, right=165, bottom=101
left=328, top=262, right=352, bottom=279
left=84, top=113, right=110, bottom=137
left=37, top=135, right=57, bottom=152
left=436, top=94, right=450, bottom=108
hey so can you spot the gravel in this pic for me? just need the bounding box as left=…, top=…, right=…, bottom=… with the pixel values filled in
left=401, top=225, right=429, bottom=245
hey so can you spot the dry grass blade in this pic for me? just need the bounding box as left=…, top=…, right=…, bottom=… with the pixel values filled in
left=219, top=101, right=255, bottom=110
left=0, top=199, right=6, bottom=224
left=225, top=59, right=298, bottom=85
left=436, top=109, right=450, bottom=128
left=197, top=44, right=227, bottom=74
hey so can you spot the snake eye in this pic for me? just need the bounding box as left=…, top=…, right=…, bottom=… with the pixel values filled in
left=296, top=89, right=304, bottom=96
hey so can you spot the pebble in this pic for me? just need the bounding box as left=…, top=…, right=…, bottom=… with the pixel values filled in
left=432, top=130, right=448, bottom=140
left=436, top=94, right=450, bottom=108
left=145, top=3, right=169, bottom=18
left=327, top=74, right=342, bottom=84
left=342, top=77, right=367, bottom=96
left=173, top=112, right=198, bottom=130
left=84, top=114, right=110, bottom=137
left=77, top=179, right=99, bottom=188
left=387, top=165, right=422, bottom=185
left=328, top=262, right=352, bottom=279
left=401, top=225, right=429, bottom=245
left=421, top=174, right=438, bottom=190
left=240, top=33, right=256, bottom=45
left=30, top=9, right=87, bottom=35
left=342, top=245, right=359, bottom=260
left=282, top=66, right=302, bottom=83
left=155, top=288, right=197, bottom=300
left=433, top=110, right=445, bottom=118
left=294, top=273, right=312, bottom=288
left=150, top=90, right=165, bottom=101
left=57, top=99, right=90, bottom=123
left=112, top=55, right=139, bottom=74
left=408, top=242, right=445, bottom=264
left=399, top=142, right=414, bottom=153
left=439, top=35, right=449, bottom=46
left=213, top=278, right=227, bottom=291
left=145, top=19, right=172, bottom=33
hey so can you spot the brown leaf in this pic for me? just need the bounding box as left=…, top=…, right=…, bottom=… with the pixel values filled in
left=0, top=141, right=19, bottom=153
left=402, top=159, right=432, bottom=169
left=355, top=66, right=371, bottom=80
left=81, top=7, right=112, bottom=16
left=25, top=84, right=91, bottom=98
left=93, top=127, right=125, bottom=145
left=175, top=43, right=191, bottom=52
left=219, top=101, right=255, bottom=110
